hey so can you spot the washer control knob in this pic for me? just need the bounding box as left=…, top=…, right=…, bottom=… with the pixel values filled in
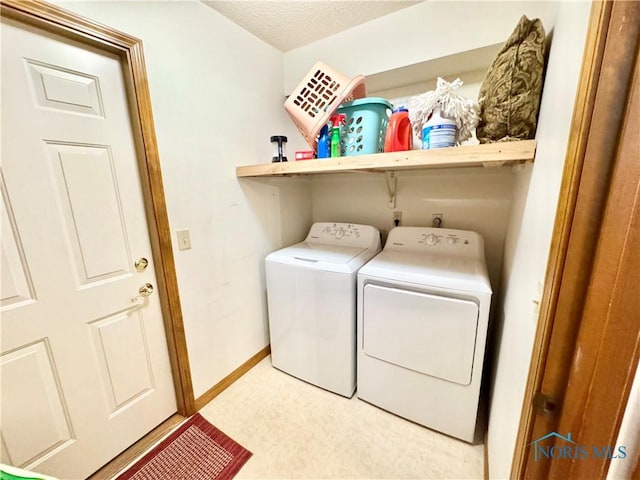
left=447, top=237, right=456, bottom=245
left=336, top=227, right=345, bottom=239
left=425, top=234, right=438, bottom=246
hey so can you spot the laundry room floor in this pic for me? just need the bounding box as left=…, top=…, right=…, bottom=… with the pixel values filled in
left=198, top=356, right=484, bottom=479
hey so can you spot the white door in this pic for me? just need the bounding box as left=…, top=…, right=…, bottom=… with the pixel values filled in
left=363, top=284, right=478, bottom=385
left=1, top=18, right=177, bottom=479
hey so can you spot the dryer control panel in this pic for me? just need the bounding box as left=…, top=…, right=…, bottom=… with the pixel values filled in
left=306, top=222, right=381, bottom=250
left=385, top=227, right=484, bottom=258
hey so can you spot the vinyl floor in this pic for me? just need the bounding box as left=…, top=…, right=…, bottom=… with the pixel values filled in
left=198, top=356, right=484, bottom=479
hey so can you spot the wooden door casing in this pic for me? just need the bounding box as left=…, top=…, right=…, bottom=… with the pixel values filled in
left=513, top=1, right=640, bottom=478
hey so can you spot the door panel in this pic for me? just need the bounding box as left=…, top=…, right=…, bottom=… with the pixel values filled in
left=1, top=17, right=176, bottom=478
left=1, top=180, right=36, bottom=310
left=1, top=340, right=74, bottom=468
left=89, top=310, right=155, bottom=413
left=363, top=284, right=478, bottom=385
left=26, top=60, right=105, bottom=117
left=47, top=142, right=131, bottom=284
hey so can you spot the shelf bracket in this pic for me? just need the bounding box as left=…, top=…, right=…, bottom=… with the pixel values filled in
left=385, top=170, right=397, bottom=208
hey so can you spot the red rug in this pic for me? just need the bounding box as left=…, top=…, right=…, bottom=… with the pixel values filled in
left=116, top=413, right=252, bottom=480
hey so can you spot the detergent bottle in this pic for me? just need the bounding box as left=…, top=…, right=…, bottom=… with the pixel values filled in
left=330, top=114, right=346, bottom=158
left=422, top=106, right=457, bottom=149
left=384, top=106, right=413, bottom=152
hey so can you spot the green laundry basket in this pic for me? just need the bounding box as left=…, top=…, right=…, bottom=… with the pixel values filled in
left=0, top=464, right=56, bottom=480
left=338, top=97, right=392, bottom=156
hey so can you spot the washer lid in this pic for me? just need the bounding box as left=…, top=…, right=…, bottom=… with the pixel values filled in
left=266, top=242, right=375, bottom=274
left=305, top=222, right=381, bottom=251
left=266, top=222, right=381, bottom=273
left=359, top=250, right=492, bottom=294
left=277, top=242, right=367, bottom=264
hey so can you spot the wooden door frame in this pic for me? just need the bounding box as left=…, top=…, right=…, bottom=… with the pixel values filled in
left=1, top=0, right=196, bottom=416
left=512, top=0, right=640, bottom=477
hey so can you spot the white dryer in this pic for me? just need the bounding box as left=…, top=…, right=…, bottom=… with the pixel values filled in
left=357, top=227, right=492, bottom=442
left=266, top=222, right=381, bottom=397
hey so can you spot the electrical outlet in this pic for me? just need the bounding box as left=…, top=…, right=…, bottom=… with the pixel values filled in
left=432, top=213, right=444, bottom=228
left=393, top=211, right=402, bottom=227
left=176, top=229, right=191, bottom=251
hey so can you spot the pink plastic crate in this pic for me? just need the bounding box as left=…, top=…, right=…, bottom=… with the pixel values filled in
left=285, top=62, right=366, bottom=151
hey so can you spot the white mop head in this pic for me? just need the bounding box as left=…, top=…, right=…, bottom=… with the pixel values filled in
left=408, top=77, right=480, bottom=145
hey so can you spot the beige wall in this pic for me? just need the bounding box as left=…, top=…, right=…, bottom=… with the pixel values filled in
left=280, top=0, right=589, bottom=476
left=58, top=0, right=312, bottom=398
left=487, top=1, right=591, bottom=477
left=282, top=1, right=560, bottom=156
left=54, top=4, right=593, bottom=477
left=310, top=168, right=514, bottom=291
left=607, top=362, right=640, bottom=479
left=283, top=1, right=559, bottom=93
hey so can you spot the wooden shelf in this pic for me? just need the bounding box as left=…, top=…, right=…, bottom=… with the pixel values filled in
left=236, top=140, right=536, bottom=178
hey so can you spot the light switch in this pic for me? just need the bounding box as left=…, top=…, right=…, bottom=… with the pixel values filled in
left=176, top=229, right=191, bottom=251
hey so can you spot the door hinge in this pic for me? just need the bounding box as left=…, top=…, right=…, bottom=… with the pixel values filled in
left=533, top=392, right=559, bottom=415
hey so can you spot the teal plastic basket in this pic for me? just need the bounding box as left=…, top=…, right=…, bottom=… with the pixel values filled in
left=337, top=97, right=392, bottom=156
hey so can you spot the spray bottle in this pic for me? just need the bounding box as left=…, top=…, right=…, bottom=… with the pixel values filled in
left=317, top=124, right=330, bottom=159
left=330, top=114, right=346, bottom=158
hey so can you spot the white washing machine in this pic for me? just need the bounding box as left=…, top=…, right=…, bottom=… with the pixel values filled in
left=266, top=222, right=381, bottom=397
left=357, top=227, right=492, bottom=442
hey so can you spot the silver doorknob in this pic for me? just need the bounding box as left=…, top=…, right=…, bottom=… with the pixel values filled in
left=131, top=283, right=154, bottom=304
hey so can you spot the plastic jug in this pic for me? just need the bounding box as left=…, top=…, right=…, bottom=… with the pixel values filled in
left=422, top=107, right=456, bottom=149
left=384, top=107, right=413, bottom=153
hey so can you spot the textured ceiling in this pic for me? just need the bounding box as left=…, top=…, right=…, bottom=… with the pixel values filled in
left=203, top=1, right=421, bottom=52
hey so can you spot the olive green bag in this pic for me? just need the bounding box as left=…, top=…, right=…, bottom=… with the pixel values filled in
left=477, top=15, right=546, bottom=143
